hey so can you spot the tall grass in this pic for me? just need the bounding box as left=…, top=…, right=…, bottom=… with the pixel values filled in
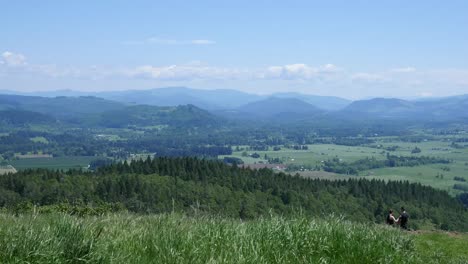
left=0, top=213, right=441, bottom=263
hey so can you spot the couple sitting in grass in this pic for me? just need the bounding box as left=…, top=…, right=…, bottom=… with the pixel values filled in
left=386, top=207, right=409, bottom=230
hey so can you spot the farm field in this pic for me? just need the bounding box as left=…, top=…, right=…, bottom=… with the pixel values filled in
left=0, top=213, right=466, bottom=264
left=14, top=153, right=53, bottom=159
left=298, top=170, right=355, bottom=180
left=30, top=136, right=49, bottom=144
left=223, top=144, right=387, bottom=166
left=361, top=164, right=468, bottom=195
left=221, top=137, right=468, bottom=195
left=10, top=156, right=97, bottom=170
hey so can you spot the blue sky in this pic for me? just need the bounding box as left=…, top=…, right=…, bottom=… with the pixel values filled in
left=1, top=0, right=468, bottom=99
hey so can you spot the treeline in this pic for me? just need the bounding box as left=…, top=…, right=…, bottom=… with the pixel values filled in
left=459, top=193, right=468, bottom=207
left=0, top=157, right=467, bottom=231
left=0, top=131, right=109, bottom=157
left=453, top=184, right=468, bottom=192
left=323, top=154, right=450, bottom=175
left=312, top=137, right=375, bottom=146
left=0, top=130, right=232, bottom=160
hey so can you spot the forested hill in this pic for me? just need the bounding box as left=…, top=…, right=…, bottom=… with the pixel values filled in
left=1, top=157, right=467, bottom=231
left=338, top=95, right=468, bottom=121
left=94, top=104, right=222, bottom=128
left=0, top=94, right=124, bottom=118
left=0, top=94, right=226, bottom=129
left=0, top=109, right=56, bottom=125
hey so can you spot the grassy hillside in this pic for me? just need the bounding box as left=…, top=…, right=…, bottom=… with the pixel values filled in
left=414, top=231, right=468, bottom=263
left=0, top=213, right=465, bottom=263
left=3, top=157, right=467, bottom=231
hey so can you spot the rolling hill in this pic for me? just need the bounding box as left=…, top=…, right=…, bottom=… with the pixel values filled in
left=4, top=87, right=352, bottom=111
left=0, top=109, right=56, bottom=125
left=68, top=87, right=263, bottom=110
left=0, top=94, right=224, bottom=129
left=95, top=104, right=222, bottom=128
left=340, top=98, right=417, bottom=119
left=272, top=92, right=351, bottom=110
left=219, top=97, right=324, bottom=121
left=338, top=96, right=468, bottom=121
left=0, top=94, right=126, bottom=119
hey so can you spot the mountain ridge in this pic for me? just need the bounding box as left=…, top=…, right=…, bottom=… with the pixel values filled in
left=0, top=87, right=351, bottom=111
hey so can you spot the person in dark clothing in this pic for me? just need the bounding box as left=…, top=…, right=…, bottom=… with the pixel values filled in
left=386, top=209, right=398, bottom=226
left=399, top=207, right=409, bottom=230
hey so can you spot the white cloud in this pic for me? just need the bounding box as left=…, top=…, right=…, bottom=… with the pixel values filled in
left=0, top=51, right=117, bottom=79
left=147, top=37, right=180, bottom=45
left=390, top=67, right=416, bottom=73
left=3, top=50, right=468, bottom=98
left=261, top=63, right=340, bottom=80
left=190, top=39, right=216, bottom=45
left=351, top=72, right=386, bottom=82
left=124, top=64, right=245, bottom=80
left=268, top=64, right=316, bottom=79
left=1, top=51, right=27, bottom=66
left=320, top=63, right=340, bottom=72
left=419, top=92, right=433, bottom=97
left=123, top=37, right=216, bottom=46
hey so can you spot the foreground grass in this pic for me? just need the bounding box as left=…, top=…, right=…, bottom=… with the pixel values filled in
left=0, top=213, right=465, bottom=263
left=414, top=231, right=468, bottom=263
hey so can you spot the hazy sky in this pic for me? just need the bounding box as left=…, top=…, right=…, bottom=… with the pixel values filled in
left=1, top=0, right=468, bottom=99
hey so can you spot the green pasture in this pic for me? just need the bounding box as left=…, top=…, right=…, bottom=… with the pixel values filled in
left=223, top=144, right=388, bottom=167
left=373, top=139, right=468, bottom=160
left=414, top=231, right=468, bottom=263
left=362, top=162, right=468, bottom=195
left=224, top=138, right=468, bottom=194
left=95, top=134, right=124, bottom=141
left=30, top=136, right=49, bottom=144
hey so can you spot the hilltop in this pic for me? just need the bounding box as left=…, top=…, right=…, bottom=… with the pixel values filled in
left=0, top=94, right=224, bottom=129
left=338, top=95, right=468, bottom=121
left=221, top=97, right=324, bottom=121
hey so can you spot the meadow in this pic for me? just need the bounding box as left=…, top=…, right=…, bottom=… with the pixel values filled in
left=221, top=136, right=468, bottom=196
left=0, top=213, right=466, bottom=264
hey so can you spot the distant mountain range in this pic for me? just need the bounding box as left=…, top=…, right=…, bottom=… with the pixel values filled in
left=2, top=88, right=468, bottom=124
left=271, top=92, right=350, bottom=111
left=339, top=95, right=468, bottom=121
left=0, top=87, right=351, bottom=111
left=220, top=97, right=324, bottom=121
left=0, top=94, right=123, bottom=119
left=0, top=94, right=221, bottom=128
